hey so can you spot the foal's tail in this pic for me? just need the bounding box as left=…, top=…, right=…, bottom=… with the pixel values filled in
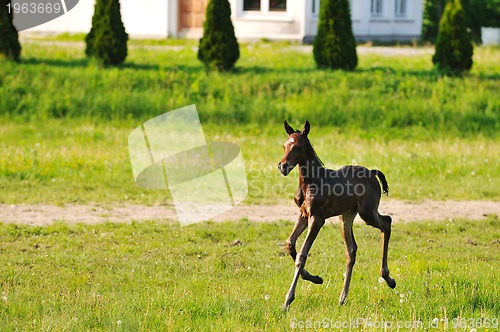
left=371, top=169, right=389, bottom=196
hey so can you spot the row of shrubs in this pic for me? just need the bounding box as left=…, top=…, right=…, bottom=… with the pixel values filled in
left=206, top=0, right=475, bottom=73
left=0, top=0, right=128, bottom=65
left=1, top=0, right=474, bottom=73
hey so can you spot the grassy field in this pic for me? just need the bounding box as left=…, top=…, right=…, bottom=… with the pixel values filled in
left=0, top=217, right=498, bottom=330
left=0, top=39, right=499, bottom=205
left=0, top=120, right=498, bottom=205
left=0, top=38, right=499, bottom=330
left=1, top=39, right=499, bottom=136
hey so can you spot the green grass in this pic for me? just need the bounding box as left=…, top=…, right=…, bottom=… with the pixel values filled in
left=0, top=120, right=498, bottom=205
left=1, top=40, right=499, bottom=136
left=0, top=39, right=499, bottom=203
left=1, top=37, right=497, bottom=331
left=0, top=217, right=498, bottom=330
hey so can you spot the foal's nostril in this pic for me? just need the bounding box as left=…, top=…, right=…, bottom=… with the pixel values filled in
left=278, top=162, right=289, bottom=175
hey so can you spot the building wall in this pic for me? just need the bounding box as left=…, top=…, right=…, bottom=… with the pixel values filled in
left=355, top=0, right=423, bottom=40
left=305, top=0, right=423, bottom=41
left=482, top=27, right=500, bottom=45
left=21, top=0, right=422, bottom=41
left=23, top=0, right=169, bottom=38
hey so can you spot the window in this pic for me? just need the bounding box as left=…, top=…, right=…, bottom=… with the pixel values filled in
left=371, top=0, right=383, bottom=16
left=244, top=0, right=261, bottom=11
left=269, top=0, right=286, bottom=12
left=312, top=0, right=319, bottom=16
left=243, top=0, right=286, bottom=12
left=395, top=0, right=406, bottom=17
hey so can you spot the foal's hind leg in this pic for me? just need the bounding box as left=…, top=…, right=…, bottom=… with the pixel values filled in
left=284, top=214, right=323, bottom=284
left=379, top=214, right=396, bottom=288
left=359, top=209, right=396, bottom=289
left=339, top=209, right=358, bottom=305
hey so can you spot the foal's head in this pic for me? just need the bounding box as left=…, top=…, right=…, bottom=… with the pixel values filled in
left=278, top=120, right=310, bottom=176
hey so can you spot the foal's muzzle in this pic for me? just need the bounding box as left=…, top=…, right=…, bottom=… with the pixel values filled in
left=278, top=162, right=293, bottom=176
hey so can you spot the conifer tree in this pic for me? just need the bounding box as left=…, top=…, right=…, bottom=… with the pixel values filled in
left=85, top=0, right=128, bottom=66
left=198, top=0, right=239, bottom=71
left=0, top=0, right=21, bottom=61
left=313, top=0, right=357, bottom=70
left=421, top=0, right=447, bottom=42
left=432, top=0, right=473, bottom=73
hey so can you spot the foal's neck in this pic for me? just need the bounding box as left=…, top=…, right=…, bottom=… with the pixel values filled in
left=298, top=156, right=324, bottom=183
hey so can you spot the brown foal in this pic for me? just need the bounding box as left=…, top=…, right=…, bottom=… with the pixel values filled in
left=278, top=120, right=396, bottom=310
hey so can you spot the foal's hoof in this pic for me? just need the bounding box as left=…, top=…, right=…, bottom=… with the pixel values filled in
left=281, top=300, right=293, bottom=311
left=310, top=275, right=323, bottom=284
left=338, top=293, right=348, bottom=306
left=282, top=294, right=294, bottom=311
left=386, top=278, right=396, bottom=289
left=302, top=271, right=323, bottom=284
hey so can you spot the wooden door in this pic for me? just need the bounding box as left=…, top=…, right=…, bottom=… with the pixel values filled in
left=179, top=0, right=208, bottom=30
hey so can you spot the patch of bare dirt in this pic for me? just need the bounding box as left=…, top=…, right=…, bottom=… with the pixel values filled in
left=0, top=200, right=498, bottom=226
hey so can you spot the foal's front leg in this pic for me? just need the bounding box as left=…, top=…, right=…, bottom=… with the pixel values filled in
left=284, top=214, right=323, bottom=284
left=282, top=216, right=325, bottom=310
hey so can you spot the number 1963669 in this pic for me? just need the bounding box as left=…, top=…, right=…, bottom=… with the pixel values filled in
left=6, top=2, right=62, bottom=14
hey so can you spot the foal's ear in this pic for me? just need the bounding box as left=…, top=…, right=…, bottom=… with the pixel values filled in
left=302, top=121, right=310, bottom=136
left=284, top=120, right=295, bottom=135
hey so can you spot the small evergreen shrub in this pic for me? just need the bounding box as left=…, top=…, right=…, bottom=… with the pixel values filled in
left=422, top=0, right=498, bottom=44
left=85, top=0, right=128, bottom=66
left=432, top=0, right=473, bottom=73
left=0, top=0, right=21, bottom=61
left=313, top=0, right=357, bottom=70
left=198, top=0, right=239, bottom=72
left=421, top=0, right=446, bottom=43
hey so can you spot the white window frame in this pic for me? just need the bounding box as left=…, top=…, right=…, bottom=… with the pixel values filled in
left=371, top=0, right=383, bottom=17
left=237, top=0, right=291, bottom=21
left=241, top=0, right=287, bottom=14
left=395, top=0, right=406, bottom=17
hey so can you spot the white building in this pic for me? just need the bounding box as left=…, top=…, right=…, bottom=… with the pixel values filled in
left=23, top=0, right=423, bottom=42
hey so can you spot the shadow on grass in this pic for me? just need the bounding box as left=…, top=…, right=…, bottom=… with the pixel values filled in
left=357, top=66, right=441, bottom=79
left=355, top=66, right=499, bottom=81
left=121, top=62, right=160, bottom=71
left=155, top=64, right=316, bottom=75
left=234, top=65, right=318, bottom=75
left=187, top=65, right=500, bottom=83
left=22, top=57, right=161, bottom=71
left=22, top=57, right=89, bottom=68
left=236, top=65, right=437, bottom=79
left=18, top=58, right=500, bottom=80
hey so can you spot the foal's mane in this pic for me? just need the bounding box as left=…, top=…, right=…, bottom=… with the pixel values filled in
left=300, top=131, right=324, bottom=167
